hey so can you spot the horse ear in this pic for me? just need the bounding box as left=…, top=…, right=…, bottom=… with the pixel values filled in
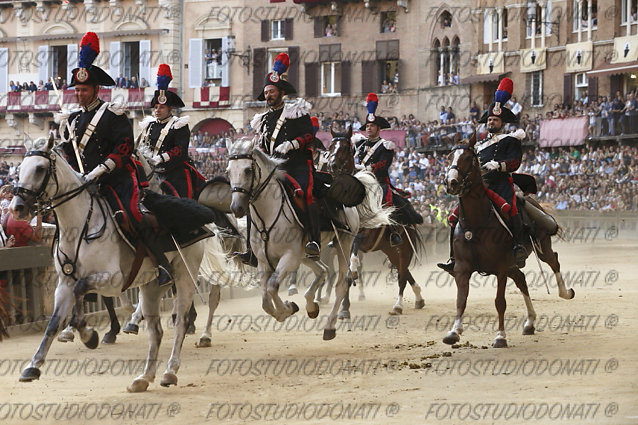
left=47, top=133, right=55, bottom=151
left=225, top=138, right=233, bottom=154
left=330, top=127, right=336, bottom=138
left=346, top=125, right=352, bottom=139
left=23, top=133, right=33, bottom=151
left=468, top=130, right=477, bottom=148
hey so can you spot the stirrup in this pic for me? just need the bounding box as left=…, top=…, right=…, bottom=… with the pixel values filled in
left=305, top=241, right=320, bottom=257
left=158, top=266, right=174, bottom=287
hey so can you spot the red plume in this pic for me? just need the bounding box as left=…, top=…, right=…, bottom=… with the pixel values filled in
left=80, top=32, right=100, bottom=54
left=157, top=64, right=172, bottom=79
left=497, top=78, right=513, bottom=95
left=366, top=93, right=378, bottom=103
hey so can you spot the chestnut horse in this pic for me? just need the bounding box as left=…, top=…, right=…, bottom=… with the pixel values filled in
left=444, top=135, right=574, bottom=347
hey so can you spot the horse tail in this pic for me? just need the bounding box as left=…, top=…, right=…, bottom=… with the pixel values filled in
left=0, top=302, right=9, bottom=341
left=524, top=196, right=563, bottom=239
left=354, top=170, right=396, bottom=228
left=406, top=225, right=425, bottom=266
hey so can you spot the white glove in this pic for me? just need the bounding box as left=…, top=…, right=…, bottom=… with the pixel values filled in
left=275, top=140, right=299, bottom=155
left=149, top=153, right=169, bottom=166
left=483, top=160, right=501, bottom=171
left=54, top=109, right=71, bottom=124
left=354, top=163, right=365, bottom=171
left=84, top=163, right=109, bottom=182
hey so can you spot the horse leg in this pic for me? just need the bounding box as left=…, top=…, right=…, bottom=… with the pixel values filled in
left=128, top=283, right=165, bottom=392
left=303, top=260, right=327, bottom=319
left=385, top=249, right=404, bottom=315
left=288, top=267, right=299, bottom=296
left=323, top=246, right=351, bottom=340
left=443, top=272, right=470, bottom=345
left=197, top=284, right=221, bottom=348
left=493, top=272, right=508, bottom=348
left=68, top=279, right=100, bottom=349
left=266, top=254, right=299, bottom=322
left=538, top=236, right=575, bottom=299
left=260, top=269, right=277, bottom=319
left=123, top=290, right=145, bottom=335
left=57, top=323, right=75, bottom=342
left=20, top=280, right=75, bottom=382
left=186, top=302, right=197, bottom=335
left=338, top=281, right=351, bottom=320
left=508, top=268, right=536, bottom=335
left=119, top=292, right=134, bottom=314
left=101, top=296, right=120, bottom=344
left=408, top=271, right=425, bottom=309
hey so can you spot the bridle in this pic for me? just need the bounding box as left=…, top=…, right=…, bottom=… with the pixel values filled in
left=13, top=149, right=91, bottom=214
left=328, top=136, right=354, bottom=175
left=227, top=152, right=277, bottom=202
left=447, top=144, right=482, bottom=196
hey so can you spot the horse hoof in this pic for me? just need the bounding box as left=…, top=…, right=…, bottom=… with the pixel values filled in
left=127, top=378, right=149, bottom=393
left=442, top=332, right=460, bottom=345
left=560, top=288, right=576, bottom=300
left=358, top=294, right=366, bottom=301
left=186, top=323, right=196, bottom=335
left=19, top=367, right=41, bottom=382
left=389, top=307, right=403, bottom=315
left=522, top=326, right=535, bottom=335
left=338, top=310, right=350, bottom=320
left=415, top=299, right=425, bottom=309
left=84, top=330, right=99, bottom=349
left=101, top=333, right=117, bottom=344
left=57, top=331, right=74, bottom=343
left=493, top=338, right=508, bottom=348
left=196, top=337, right=212, bottom=348
left=160, top=372, right=178, bottom=387
left=122, top=323, right=139, bottom=335
left=290, top=302, right=300, bottom=314
left=350, top=271, right=359, bottom=281
left=288, top=287, right=298, bottom=296
left=323, top=329, right=336, bottom=340
left=307, top=303, right=320, bottom=319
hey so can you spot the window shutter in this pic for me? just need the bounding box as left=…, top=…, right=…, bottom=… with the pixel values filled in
left=362, top=60, right=377, bottom=94
left=0, top=49, right=7, bottom=93
left=319, top=45, right=330, bottom=63
left=563, top=73, right=573, bottom=106
left=388, top=40, right=400, bottom=60
left=38, top=45, right=50, bottom=84
left=305, top=62, right=319, bottom=98
left=139, top=40, right=151, bottom=87
left=524, top=72, right=532, bottom=108
left=66, top=43, right=78, bottom=84
left=483, top=11, right=491, bottom=44
left=341, top=61, right=351, bottom=96
left=287, top=46, right=300, bottom=91
left=314, top=18, right=323, bottom=38
left=109, top=41, right=122, bottom=81
left=588, top=76, right=598, bottom=99
left=376, top=41, right=388, bottom=60
left=330, top=44, right=341, bottom=61
left=188, top=38, right=203, bottom=88
left=285, top=18, right=294, bottom=40
left=261, top=20, right=270, bottom=42
left=610, top=75, right=621, bottom=96
left=221, top=36, right=230, bottom=87
left=253, top=48, right=266, bottom=99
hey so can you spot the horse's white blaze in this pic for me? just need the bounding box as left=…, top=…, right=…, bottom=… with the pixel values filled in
left=447, top=149, right=463, bottom=186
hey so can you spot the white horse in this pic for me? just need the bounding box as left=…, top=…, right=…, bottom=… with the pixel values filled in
left=227, top=139, right=366, bottom=339
left=10, top=137, right=205, bottom=392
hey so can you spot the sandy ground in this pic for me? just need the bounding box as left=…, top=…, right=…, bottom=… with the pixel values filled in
left=1, top=239, right=637, bottom=425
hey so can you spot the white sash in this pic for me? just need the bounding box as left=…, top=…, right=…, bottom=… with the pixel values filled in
left=77, top=102, right=110, bottom=156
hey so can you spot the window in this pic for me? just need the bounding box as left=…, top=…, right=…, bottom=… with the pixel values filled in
left=439, top=11, right=452, bottom=28
left=526, top=1, right=552, bottom=37
left=123, top=41, right=139, bottom=81
left=321, top=62, right=341, bottom=96
left=621, top=0, right=638, bottom=24
left=381, top=60, right=399, bottom=93
left=531, top=71, right=543, bottom=106
left=323, top=16, right=339, bottom=37
left=271, top=20, right=285, bottom=40
left=204, top=38, right=222, bottom=83
left=380, top=11, right=397, bottom=33
left=575, top=72, right=588, bottom=100
left=483, top=9, right=508, bottom=43
left=50, top=46, right=67, bottom=83
left=573, top=0, right=597, bottom=31
left=268, top=48, right=289, bottom=72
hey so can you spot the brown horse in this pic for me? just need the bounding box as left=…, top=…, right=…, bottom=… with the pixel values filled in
left=444, top=135, right=574, bottom=348
left=324, top=128, right=425, bottom=316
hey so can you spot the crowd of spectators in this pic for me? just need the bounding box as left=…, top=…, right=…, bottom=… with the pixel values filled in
left=8, top=75, right=150, bottom=93
left=115, top=74, right=149, bottom=89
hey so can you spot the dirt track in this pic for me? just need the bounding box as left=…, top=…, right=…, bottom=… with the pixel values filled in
left=1, top=240, right=637, bottom=425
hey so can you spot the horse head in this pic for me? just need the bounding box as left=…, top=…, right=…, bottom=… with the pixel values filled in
left=9, top=134, right=57, bottom=220
left=446, top=131, right=482, bottom=196
left=328, top=126, right=354, bottom=175
left=226, top=137, right=284, bottom=218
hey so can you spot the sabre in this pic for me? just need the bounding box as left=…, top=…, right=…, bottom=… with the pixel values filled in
left=171, top=234, right=206, bottom=304
left=51, top=77, right=84, bottom=174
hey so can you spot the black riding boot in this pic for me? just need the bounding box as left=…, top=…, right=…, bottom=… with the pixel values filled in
left=233, top=214, right=257, bottom=267
left=389, top=224, right=403, bottom=246
left=510, top=213, right=528, bottom=268
left=305, top=202, right=321, bottom=257
left=138, top=216, right=173, bottom=287
left=437, top=226, right=456, bottom=274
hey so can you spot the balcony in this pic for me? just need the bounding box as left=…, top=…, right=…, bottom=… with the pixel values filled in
left=0, top=88, right=157, bottom=113
left=192, top=86, right=230, bottom=109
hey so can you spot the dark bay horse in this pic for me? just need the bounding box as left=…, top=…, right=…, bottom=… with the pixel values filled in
left=324, top=128, right=425, bottom=316
left=444, top=135, right=575, bottom=348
